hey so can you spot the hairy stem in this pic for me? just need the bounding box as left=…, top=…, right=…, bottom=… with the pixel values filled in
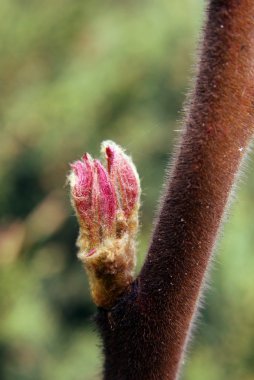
left=97, top=1, right=254, bottom=379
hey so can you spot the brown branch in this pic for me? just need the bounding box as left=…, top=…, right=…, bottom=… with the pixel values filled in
left=95, top=1, right=254, bottom=379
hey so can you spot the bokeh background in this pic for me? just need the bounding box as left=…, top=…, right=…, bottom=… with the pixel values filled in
left=1, top=0, right=254, bottom=379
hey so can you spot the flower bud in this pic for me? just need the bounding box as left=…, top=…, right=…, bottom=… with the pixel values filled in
left=68, top=141, right=141, bottom=308
left=70, top=153, right=93, bottom=222
left=102, top=141, right=140, bottom=218
left=69, top=153, right=116, bottom=248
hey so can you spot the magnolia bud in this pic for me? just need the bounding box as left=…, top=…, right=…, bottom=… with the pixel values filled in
left=69, top=153, right=116, bottom=249
left=103, top=141, right=140, bottom=218
left=68, top=141, right=141, bottom=308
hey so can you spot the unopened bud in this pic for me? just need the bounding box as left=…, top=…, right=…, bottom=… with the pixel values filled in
left=103, top=141, right=140, bottom=219
left=69, top=153, right=116, bottom=249
left=68, top=141, right=141, bottom=308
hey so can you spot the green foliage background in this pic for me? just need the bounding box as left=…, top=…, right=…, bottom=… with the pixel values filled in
left=0, top=1, right=254, bottom=379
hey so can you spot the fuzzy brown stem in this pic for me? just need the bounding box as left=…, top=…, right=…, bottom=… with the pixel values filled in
left=97, top=1, right=254, bottom=379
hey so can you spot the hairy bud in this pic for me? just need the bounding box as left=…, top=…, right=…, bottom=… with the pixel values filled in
left=69, top=141, right=140, bottom=308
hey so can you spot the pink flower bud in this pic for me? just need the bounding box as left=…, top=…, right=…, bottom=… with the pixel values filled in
left=68, top=141, right=141, bottom=307
left=70, top=153, right=93, bottom=222
left=69, top=153, right=117, bottom=244
left=103, top=141, right=140, bottom=217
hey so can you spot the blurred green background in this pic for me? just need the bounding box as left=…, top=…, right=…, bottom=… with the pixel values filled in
left=0, top=0, right=254, bottom=379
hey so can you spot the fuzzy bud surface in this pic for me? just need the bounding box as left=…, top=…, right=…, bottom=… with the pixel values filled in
left=69, top=141, right=140, bottom=307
